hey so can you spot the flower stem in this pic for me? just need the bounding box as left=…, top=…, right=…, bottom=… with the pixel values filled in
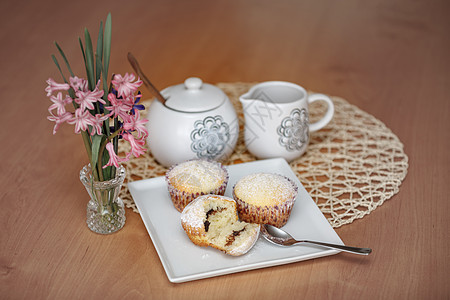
left=97, top=128, right=122, bottom=175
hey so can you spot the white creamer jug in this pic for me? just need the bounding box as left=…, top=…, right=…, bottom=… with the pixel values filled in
left=240, top=81, right=334, bottom=161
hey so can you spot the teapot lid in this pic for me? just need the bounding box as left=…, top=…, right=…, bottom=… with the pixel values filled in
left=163, top=77, right=226, bottom=112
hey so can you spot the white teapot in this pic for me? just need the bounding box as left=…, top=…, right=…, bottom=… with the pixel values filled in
left=145, top=77, right=239, bottom=167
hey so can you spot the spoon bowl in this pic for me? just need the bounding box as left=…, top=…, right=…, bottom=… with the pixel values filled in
left=261, top=224, right=372, bottom=255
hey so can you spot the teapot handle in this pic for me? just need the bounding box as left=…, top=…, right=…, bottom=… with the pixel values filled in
left=307, top=94, right=335, bottom=132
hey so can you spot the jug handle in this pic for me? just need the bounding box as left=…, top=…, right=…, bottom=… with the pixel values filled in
left=308, top=94, right=335, bottom=132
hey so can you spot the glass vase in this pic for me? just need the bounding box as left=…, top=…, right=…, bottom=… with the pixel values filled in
left=80, top=164, right=126, bottom=234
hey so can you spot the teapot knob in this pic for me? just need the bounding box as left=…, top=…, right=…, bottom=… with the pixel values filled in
left=184, top=77, right=203, bottom=90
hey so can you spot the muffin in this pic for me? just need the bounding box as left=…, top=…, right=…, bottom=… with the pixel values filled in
left=166, top=159, right=228, bottom=212
left=181, top=194, right=260, bottom=256
left=232, top=173, right=298, bottom=227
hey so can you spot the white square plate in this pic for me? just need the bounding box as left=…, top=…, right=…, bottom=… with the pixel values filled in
left=128, top=158, right=343, bottom=283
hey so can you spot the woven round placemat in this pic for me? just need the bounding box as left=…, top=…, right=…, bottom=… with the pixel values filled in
left=118, top=82, right=408, bottom=228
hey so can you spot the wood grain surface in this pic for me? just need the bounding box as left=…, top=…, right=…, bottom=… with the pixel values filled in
left=1, top=0, right=449, bottom=299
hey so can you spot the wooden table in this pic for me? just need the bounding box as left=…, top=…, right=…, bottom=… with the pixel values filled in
left=1, top=0, right=449, bottom=298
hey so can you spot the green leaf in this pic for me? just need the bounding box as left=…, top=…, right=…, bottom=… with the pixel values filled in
left=95, top=53, right=103, bottom=85
left=79, top=38, right=86, bottom=69
left=113, top=118, right=119, bottom=152
left=91, top=134, right=104, bottom=170
left=101, top=150, right=112, bottom=180
left=102, top=13, right=112, bottom=92
left=95, top=21, right=103, bottom=83
left=51, top=54, right=68, bottom=83
left=54, top=42, right=74, bottom=77
left=84, top=28, right=95, bottom=91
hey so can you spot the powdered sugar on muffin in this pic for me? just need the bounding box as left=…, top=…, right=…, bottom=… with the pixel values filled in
left=233, top=173, right=297, bottom=206
left=168, top=160, right=226, bottom=193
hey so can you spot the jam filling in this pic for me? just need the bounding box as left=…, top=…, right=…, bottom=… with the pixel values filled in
left=204, top=207, right=226, bottom=232
left=225, top=228, right=246, bottom=246
left=204, top=220, right=211, bottom=232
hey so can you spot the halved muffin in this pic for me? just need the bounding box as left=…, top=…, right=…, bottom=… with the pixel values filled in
left=181, top=195, right=260, bottom=256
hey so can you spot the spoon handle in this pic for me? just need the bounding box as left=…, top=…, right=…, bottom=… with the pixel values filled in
left=127, top=52, right=166, bottom=105
left=295, top=240, right=372, bottom=255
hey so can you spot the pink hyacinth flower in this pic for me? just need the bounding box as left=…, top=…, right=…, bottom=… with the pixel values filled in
left=69, top=76, right=88, bottom=92
left=122, top=133, right=146, bottom=158
left=123, top=110, right=148, bottom=139
left=111, top=73, right=143, bottom=98
left=48, top=92, right=73, bottom=115
left=90, top=113, right=110, bottom=136
left=75, top=84, right=105, bottom=111
left=67, top=108, right=94, bottom=134
left=103, top=142, right=121, bottom=168
left=45, top=78, right=70, bottom=97
left=106, top=92, right=132, bottom=121
left=47, top=111, right=73, bottom=134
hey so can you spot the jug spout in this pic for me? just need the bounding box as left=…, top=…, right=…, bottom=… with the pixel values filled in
left=239, top=85, right=281, bottom=108
left=238, top=91, right=257, bottom=109
left=239, top=86, right=276, bottom=108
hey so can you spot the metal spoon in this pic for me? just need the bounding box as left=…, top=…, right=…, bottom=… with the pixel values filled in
left=261, top=224, right=372, bottom=255
left=127, top=52, right=167, bottom=105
